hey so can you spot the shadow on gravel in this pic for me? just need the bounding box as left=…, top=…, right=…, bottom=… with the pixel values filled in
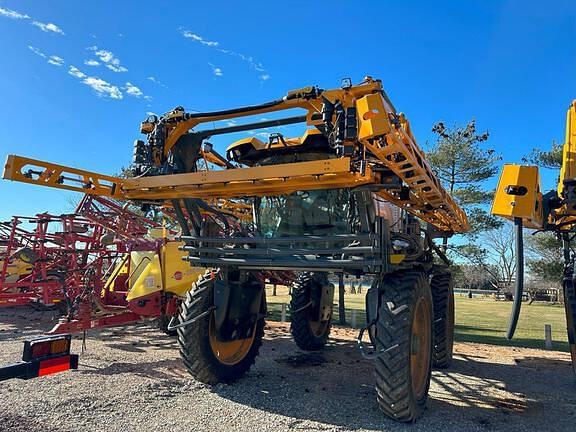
left=2, top=307, right=573, bottom=430
left=0, top=413, right=65, bottom=432
left=0, top=306, right=61, bottom=341
left=208, top=335, right=576, bottom=431
left=77, top=358, right=186, bottom=380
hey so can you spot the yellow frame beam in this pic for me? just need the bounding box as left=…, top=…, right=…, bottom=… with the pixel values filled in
left=3, top=155, right=124, bottom=198
left=123, top=158, right=374, bottom=199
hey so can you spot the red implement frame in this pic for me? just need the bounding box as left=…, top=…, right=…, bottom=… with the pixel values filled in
left=0, top=195, right=168, bottom=334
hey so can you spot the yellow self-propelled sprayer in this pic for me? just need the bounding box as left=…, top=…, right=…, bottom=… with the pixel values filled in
left=492, top=100, right=576, bottom=374
left=2, top=77, right=468, bottom=422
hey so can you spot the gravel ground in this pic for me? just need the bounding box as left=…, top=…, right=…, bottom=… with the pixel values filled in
left=0, top=307, right=575, bottom=432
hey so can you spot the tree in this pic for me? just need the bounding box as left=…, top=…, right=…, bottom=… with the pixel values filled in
left=526, top=232, right=564, bottom=284
left=452, top=263, right=496, bottom=291
left=521, top=141, right=564, bottom=285
left=522, top=141, right=563, bottom=169
left=452, top=224, right=517, bottom=294
left=427, top=119, right=502, bottom=248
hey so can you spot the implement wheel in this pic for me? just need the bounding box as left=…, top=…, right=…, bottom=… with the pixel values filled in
left=430, top=271, right=455, bottom=368
left=564, top=277, right=576, bottom=376
left=30, top=271, right=66, bottom=313
left=157, top=314, right=177, bottom=337
left=373, top=270, right=433, bottom=422
left=290, top=272, right=333, bottom=351
left=177, top=272, right=264, bottom=383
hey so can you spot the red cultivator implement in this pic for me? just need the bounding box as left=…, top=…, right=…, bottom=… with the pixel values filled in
left=0, top=213, right=98, bottom=309
left=0, top=196, right=172, bottom=334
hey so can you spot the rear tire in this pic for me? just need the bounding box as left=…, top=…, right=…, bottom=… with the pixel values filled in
left=178, top=272, right=264, bottom=384
left=430, top=271, right=455, bottom=369
left=290, top=272, right=332, bottom=351
left=373, top=270, right=433, bottom=422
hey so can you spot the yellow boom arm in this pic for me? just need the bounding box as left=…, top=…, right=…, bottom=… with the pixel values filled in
left=3, top=78, right=468, bottom=234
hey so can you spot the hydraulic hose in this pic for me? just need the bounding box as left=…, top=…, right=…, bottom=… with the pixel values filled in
left=172, top=200, right=191, bottom=237
left=506, top=217, right=524, bottom=339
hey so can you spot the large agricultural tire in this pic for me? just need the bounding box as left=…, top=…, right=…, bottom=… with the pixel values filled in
left=177, top=272, right=264, bottom=384
left=373, top=270, right=433, bottom=422
left=564, top=277, right=576, bottom=376
left=290, top=272, right=333, bottom=351
left=430, top=271, right=455, bottom=369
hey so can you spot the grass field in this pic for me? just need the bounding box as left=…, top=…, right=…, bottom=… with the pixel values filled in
left=265, top=285, right=569, bottom=352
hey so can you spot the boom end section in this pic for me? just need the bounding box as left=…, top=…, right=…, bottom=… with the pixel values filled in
left=491, top=164, right=544, bottom=229
left=3, top=154, right=125, bottom=199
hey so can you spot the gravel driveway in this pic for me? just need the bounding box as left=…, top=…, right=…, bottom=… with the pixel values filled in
left=0, top=307, right=575, bottom=432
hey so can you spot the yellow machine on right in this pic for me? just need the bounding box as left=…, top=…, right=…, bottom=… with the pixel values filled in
left=492, top=100, right=576, bottom=374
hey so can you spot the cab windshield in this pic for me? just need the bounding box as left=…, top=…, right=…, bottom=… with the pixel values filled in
left=257, top=189, right=350, bottom=238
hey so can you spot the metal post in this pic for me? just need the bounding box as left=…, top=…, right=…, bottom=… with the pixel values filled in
left=351, top=310, right=357, bottom=328
left=338, top=274, right=346, bottom=325
left=281, top=303, right=287, bottom=323
left=545, top=324, right=552, bottom=350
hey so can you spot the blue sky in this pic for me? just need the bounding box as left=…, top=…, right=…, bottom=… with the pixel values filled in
left=0, top=0, right=575, bottom=221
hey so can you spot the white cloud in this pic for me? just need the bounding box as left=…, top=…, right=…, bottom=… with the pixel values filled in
left=67, top=65, right=123, bottom=99
left=87, top=46, right=128, bottom=72
left=68, top=66, right=86, bottom=79
left=208, top=63, right=223, bottom=77
left=181, top=30, right=219, bottom=46
left=32, top=21, right=65, bottom=35
left=125, top=82, right=143, bottom=97
left=28, top=45, right=46, bottom=58
left=147, top=76, right=166, bottom=89
left=82, top=77, right=123, bottom=99
left=0, top=7, right=29, bottom=19
left=0, top=7, right=65, bottom=35
left=47, top=55, right=64, bottom=66
left=29, top=46, right=64, bottom=67
left=84, top=59, right=100, bottom=66
left=181, top=29, right=270, bottom=81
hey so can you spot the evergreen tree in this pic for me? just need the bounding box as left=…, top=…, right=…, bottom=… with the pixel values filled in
left=427, top=120, right=502, bottom=249
left=522, top=141, right=563, bottom=169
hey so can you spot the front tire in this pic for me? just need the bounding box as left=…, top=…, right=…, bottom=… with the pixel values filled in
left=290, top=272, right=333, bottom=351
left=178, top=272, right=264, bottom=383
left=373, top=270, right=433, bottom=422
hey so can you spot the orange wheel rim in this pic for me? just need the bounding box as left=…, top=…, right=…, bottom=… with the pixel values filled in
left=208, top=314, right=256, bottom=366
left=308, top=305, right=332, bottom=337
left=410, top=297, right=431, bottom=399
left=309, top=318, right=330, bottom=337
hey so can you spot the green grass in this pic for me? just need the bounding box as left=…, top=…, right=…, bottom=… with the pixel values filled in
left=265, top=286, right=569, bottom=352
